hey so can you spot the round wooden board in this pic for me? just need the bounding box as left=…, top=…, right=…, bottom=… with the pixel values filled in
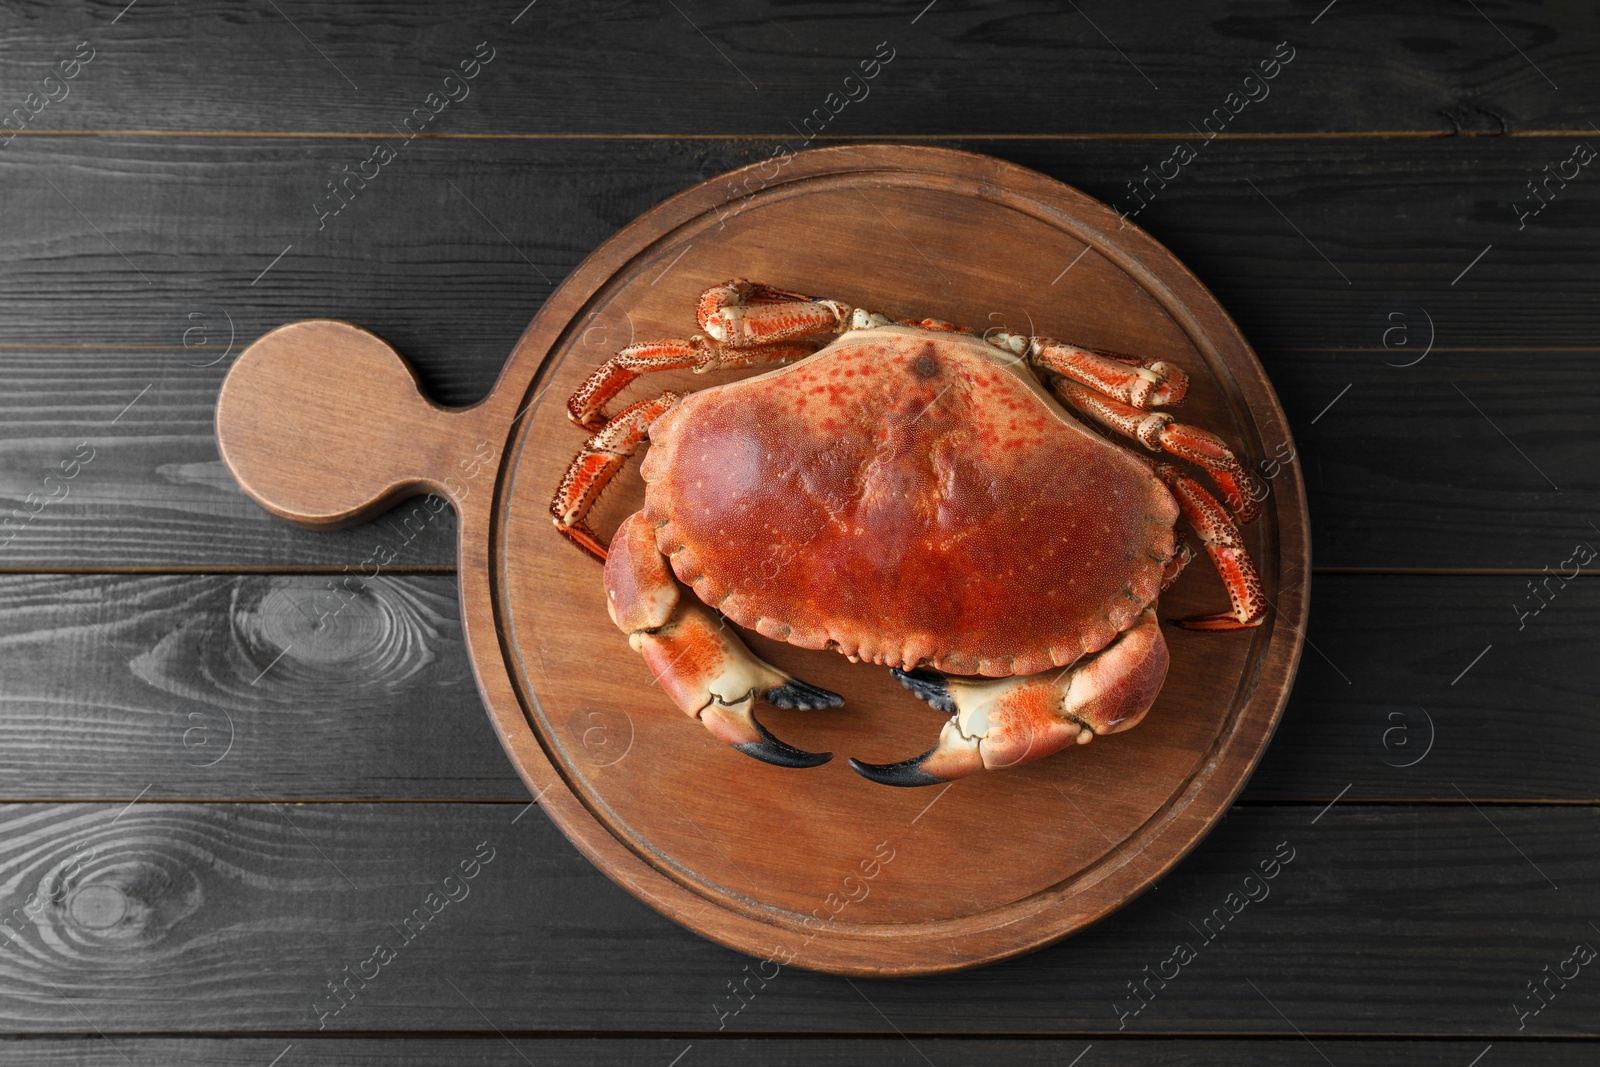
left=217, top=145, right=1309, bottom=977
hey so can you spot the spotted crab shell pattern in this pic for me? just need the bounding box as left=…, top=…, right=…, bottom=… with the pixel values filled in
left=639, top=326, right=1179, bottom=678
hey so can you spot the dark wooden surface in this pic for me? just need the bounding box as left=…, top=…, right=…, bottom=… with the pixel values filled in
left=1, top=0, right=1595, bottom=1059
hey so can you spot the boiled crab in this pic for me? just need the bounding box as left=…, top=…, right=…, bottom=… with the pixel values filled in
left=551, top=280, right=1266, bottom=786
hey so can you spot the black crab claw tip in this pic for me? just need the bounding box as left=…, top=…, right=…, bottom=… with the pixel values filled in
left=890, top=667, right=956, bottom=714
left=764, top=677, right=845, bottom=710
left=848, top=750, right=947, bottom=788
left=734, top=713, right=833, bottom=769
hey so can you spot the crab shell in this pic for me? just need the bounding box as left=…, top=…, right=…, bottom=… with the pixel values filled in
left=637, top=324, right=1180, bottom=678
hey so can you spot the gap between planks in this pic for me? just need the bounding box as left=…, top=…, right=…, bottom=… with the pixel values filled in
left=0, top=1028, right=1593, bottom=1042
left=2, top=129, right=1595, bottom=142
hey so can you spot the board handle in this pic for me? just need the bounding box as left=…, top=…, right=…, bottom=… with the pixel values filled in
left=216, top=320, right=501, bottom=530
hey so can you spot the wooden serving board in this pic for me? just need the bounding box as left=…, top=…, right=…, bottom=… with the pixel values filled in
left=215, top=145, right=1309, bottom=977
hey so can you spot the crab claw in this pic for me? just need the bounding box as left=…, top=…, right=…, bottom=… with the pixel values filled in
left=640, top=632, right=836, bottom=769
left=850, top=670, right=974, bottom=784
left=850, top=719, right=982, bottom=786
left=890, top=667, right=956, bottom=713
left=737, top=678, right=842, bottom=768
left=851, top=611, right=1170, bottom=787
left=603, top=510, right=837, bottom=769
left=701, top=692, right=833, bottom=769
left=766, top=677, right=845, bottom=710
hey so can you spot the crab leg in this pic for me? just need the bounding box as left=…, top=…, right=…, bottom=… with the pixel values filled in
left=605, top=512, right=841, bottom=768
left=1049, top=378, right=1264, bottom=523
left=697, top=278, right=853, bottom=348
left=851, top=610, right=1170, bottom=786
left=1155, top=464, right=1268, bottom=631
left=550, top=392, right=682, bottom=561
left=1162, top=533, right=1196, bottom=591
left=1020, top=337, right=1190, bottom=408
left=567, top=335, right=816, bottom=431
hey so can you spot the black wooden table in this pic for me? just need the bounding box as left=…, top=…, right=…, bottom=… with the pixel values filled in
left=2, top=2, right=1596, bottom=1063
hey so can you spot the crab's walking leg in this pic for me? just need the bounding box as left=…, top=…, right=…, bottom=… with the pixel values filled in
left=1155, top=464, right=1268, bottom=631
left=1162, top=534, right=1196, bottom=591
left=852, top=610, right=1170, bottom=787
left=550, top=392, right=682, bottom=562
left=1019, top=337, right=1190, bottom=408
left=697, top=278, right=854, bottom=348
left=1049, top=378, right=1264, bottom=522
left=605, top=512, right=841, bottom=768
left=568, top=336, right=816, bottom=431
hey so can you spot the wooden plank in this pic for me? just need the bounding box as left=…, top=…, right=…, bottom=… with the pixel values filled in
left=0, top=801, right=1592, bottom=1034
left=1246, top=581, right=1600, bottom=802
left=0, top=135, right=1593, bottom=571
left=1, top=137, right=1598, bottom=359
left=0, top=1, right=1592, bottom=136
left=0, top=575, right=514, bottom=799
left=0, top=1036, right=1576, bottom=1066
left=1267, top=350, right=1590, bottom=571
left=0, top=0, right=1584, bottom=1048
left=0, top=342, right=1592, bottom=568
left=0, top=573, right=1590, bottom=801
left=0, top=351, right=461, bottom=567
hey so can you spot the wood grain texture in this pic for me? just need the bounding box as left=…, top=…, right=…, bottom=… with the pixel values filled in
left=0, top=348, right=463, bottom=568
left=265, top=142, right=1301, bottom=976
left=0, top=1037, right=1578, bottom=1066
left=216, top=320, right=507, bottom=532
left=3, top=344, right=1594, bottom=569
left=0, top=574, right=511, bottom=799
left=0, top=1, right=1592, bottom=135
left=0, top=134, right=1593, bottom=575
left=0, top=138, right=1597, bottom=356
left=2, top=0, right=1594, bottom=1050
left=3, top=135, right=1597, bottom=570
left=0, top=575, right=1587, bottom=799
left=0, top=573, right=1589, bottom=802
left=0, top=802, right=1591, bottom=1035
